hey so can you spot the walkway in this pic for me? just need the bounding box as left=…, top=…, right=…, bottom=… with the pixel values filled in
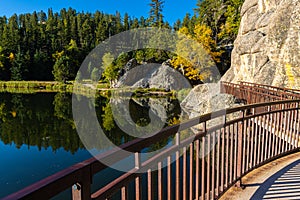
left=221, top=150, right=300, bottom=199
left=221, top=82, right=300, bottom=200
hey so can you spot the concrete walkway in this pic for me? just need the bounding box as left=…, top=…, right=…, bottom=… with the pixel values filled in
left=220, top=152, right=300, bottom=200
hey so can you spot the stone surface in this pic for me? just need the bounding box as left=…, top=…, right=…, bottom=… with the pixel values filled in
left=118, top=58, right=138, bottom=77
left=116, top=61, right=191, bottom=91
left=222, top=0, right=300, bottom=88
left=181, top=84, right=241, bottom=130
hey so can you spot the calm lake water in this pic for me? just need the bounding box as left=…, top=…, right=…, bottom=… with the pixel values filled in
left=0, top=92, right=182, bottom=199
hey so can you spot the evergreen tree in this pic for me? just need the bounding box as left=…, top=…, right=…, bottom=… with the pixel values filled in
left=31, top=49, right=52, bottom=80
left=0, top=47, right=6, bottom=69
left=10, top=47, right=25, bottom=81
left=95, top=15, right=108, bottom=44
left=173, top=19, right=181, bottom=31
left=131, top=18, right=139, bottom=29
left=196, top=0, right=244, bottom=45
left=139, top=16, right=147, bottom=27
left=114, top=12, right=123, bottom=33
left=46, top=9, right=57, bottom=52
left=123, top=13, right=130, bottom=30
left=218, top=0, right=244, bottom=44
left=6, top=14, right=20, bottom=53
left=52, top=51, right=70, bottom=82
left=81, top=17, right=93, bottom=49
left=148, top=0, right=165, bottom=27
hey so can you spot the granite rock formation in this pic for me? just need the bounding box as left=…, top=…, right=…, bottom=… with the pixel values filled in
left=181, top=83, right=241, bottom=130
left=116, top=61, right=191, bottom=91
left=222, top=0, right=300, bottom=88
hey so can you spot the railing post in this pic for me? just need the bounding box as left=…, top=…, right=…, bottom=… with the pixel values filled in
left=236, top=110, right=245, bottom=188
left=72, top=166, right=92, bottom=200
left=296, top=102, right=300, bottom=148
left=175, top=132, right=180, bottom=200
left=135, top=152, right=142, bottom=200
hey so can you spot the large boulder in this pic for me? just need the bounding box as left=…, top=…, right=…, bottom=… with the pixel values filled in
left=181, top=84, right=241, bottom=130
left=116, top=61, right=191, bottom=91
left=222, top=0, right=300, bottom=88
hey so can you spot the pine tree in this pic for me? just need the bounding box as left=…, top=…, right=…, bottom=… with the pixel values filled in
left=95, top=15, right=108, bottom=44
left=10, top=47, right=24, bottom=81
left=0, top=46, right=5, bottom=68
left=148, top=0, right=165, bottom=27
left=218, top=0, right=244, bottom=44
left=7, top=14, right=20, bottom=53
left=173, top=19, right=181, bottom=31
left=139, top=16, right=147, bottom=27
left=196, top=0, right=244, bottom=45
left=52, top=51, right=70, bottom=82
left=123, top=13, right=130, bottom=30
left=131, top=18, right=139, bottom=29
left=32, top=49, right=52, bottom=80
left=81, top=17, right=93, bottom=49
left=0, top=46, right=8, bottom=80
left=115, top=12, right=123, bottom=33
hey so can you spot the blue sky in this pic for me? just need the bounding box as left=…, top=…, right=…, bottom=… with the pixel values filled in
left=0, top=0, right=198, bottom=24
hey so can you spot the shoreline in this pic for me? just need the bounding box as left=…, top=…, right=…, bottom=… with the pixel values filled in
left=0, top=81, right=175, bottom=98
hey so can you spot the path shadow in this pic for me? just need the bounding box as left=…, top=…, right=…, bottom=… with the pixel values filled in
left=250, top=159, right=300, bottom=199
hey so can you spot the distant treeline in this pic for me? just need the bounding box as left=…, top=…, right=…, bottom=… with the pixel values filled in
left=0, top=0, right=244, bottom=84
left=0, top=8, right=162, bottom=81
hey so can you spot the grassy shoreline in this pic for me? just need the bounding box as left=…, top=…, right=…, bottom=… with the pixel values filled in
left=0, top=81, right=80, bottom=94
left=0, top=81, right=175, bottom=98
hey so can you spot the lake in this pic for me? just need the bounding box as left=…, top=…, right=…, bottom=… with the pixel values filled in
left=0, top=92, right=182, bottom=199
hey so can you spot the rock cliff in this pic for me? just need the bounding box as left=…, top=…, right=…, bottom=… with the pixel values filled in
left=222, top=0, right=300, bottom=88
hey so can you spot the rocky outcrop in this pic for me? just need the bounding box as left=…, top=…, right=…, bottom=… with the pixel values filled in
left=118, top=58, right=138, bottom=77
left=222, top=0, right=300, bottom=88
left=116, top=61, right=191, bottom=91
left=181, top=84, right=241, bottom=130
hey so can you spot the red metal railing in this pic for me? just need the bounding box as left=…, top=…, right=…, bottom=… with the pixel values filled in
left=4, top=82, right=300, bottom=200
left=221, top=81, right=300, bottom=103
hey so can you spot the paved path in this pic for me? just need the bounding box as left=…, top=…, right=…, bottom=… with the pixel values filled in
left=220, top=152, right=300, bottom=200
left=251, top=159, right=300, bottom=199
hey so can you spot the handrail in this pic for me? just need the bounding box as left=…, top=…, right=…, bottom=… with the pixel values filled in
left=4, top=84, right=300, bottom=200
left=240, top=81, right=300, bottom=94
left=221, top=81, right=300, bottom=103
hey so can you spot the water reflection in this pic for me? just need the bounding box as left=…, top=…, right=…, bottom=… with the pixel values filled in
left=0, top=93, right=81, bottom=153
left=0, top=92, right=182, bottom=198
left=73, top=92, right=183, bottom=155
left=0, top=92, right=182, bottom=153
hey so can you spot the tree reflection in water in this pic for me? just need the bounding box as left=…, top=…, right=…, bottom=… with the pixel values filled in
left=0, top=92, right=182, bottom=154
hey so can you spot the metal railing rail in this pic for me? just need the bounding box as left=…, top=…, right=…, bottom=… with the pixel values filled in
left=4, top=98, right=300, bottom=200
left=221, top=81, right=300, bottom=103
left=240, top=81, right=300, bottom=95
